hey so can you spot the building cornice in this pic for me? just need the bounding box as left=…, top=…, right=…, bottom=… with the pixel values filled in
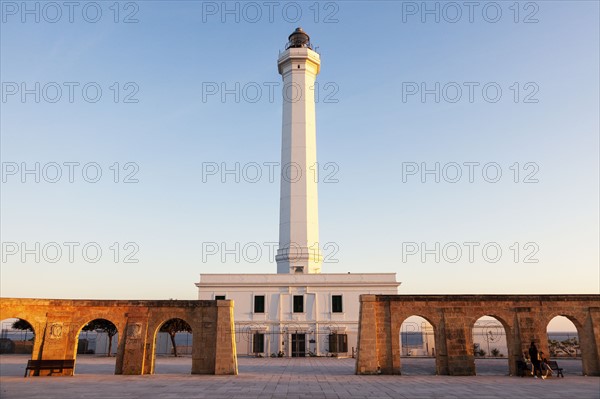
left=196, top=273, right=401, bottom=289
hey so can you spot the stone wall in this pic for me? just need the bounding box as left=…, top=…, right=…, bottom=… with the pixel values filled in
left=0, top=298, right=238, bottom=376
left=355, top=295, right=600, bottom=376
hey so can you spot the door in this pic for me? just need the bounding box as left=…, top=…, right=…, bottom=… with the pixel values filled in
left=291, top=333, right=306, bottom=357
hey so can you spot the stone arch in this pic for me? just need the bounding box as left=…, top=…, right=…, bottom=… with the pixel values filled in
left=470, top=314, right=512, bottom=375
left=467, top=312, right=514, bottom=355
left=152, top=316, right=194, bottom=350
left=150, top=317, right=193, bottom=374
left=541, top=312, right=583, bottom=360
left=73, top=316, right=121, bottom=340
left=377, top=301, right=447, bottom=375
left=69, top=317, right=121, bottom=375
left=1, top=316, right=38, bottom=339
left=397, top=314, right=438, bottom=375
left=0, top=316, right=41, bottom=376
left=544, top=312, right=584, bottom=333
left=398, top=314, right=438, bottom=355
left=545, top=314, right=584, bottom=376
left=388, top=307, right=444, bottom=375
left=0, top=317, right=37, bottom=355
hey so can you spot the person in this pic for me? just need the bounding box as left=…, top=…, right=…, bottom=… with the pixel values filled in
left=528, top=342, right=542, bottom=378
left=540, top=352, right=553, bottom=379
left=522, top=351, right=533, bottom=376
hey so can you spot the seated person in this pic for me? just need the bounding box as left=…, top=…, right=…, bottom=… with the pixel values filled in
left=522, top=351, right=533, bottom=376
left=539, top=352, right=553, bottom=379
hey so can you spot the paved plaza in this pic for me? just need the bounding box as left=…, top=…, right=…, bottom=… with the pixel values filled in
left=1, top=355, right=598, bottom=399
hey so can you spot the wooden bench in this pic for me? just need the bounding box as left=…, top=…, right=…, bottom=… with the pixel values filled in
left=547, top=360, right=564, bottom=377
left=24, top=359, right=75, bottom=377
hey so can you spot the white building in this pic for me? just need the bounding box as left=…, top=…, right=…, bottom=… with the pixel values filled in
left=197, top=28, right=400, bottom=357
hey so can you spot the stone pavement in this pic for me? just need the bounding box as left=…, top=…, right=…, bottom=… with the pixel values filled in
left=1, top=355, right=598, bottom=399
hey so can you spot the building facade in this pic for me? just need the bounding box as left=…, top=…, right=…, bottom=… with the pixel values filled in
left=197, top=28, right=400, bottom=357
left=197, top=274, right=399, bottom=356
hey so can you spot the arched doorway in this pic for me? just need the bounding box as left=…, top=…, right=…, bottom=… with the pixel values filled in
left=546, top=315, right=582, bottom=376
left=399, top=316, right=436, bottom=375
left=153, top=318, right=193, bottom=374
left=75, top=318, right=119, bottom=374
left=0, top=318, right=36, bottom=377
left=472, top=316, right=509, bottom=375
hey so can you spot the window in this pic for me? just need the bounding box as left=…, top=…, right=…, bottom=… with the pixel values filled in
left=328, top=333, right=348, bottom=353
left=253, top=333, right=265, bottom=353
left=293, top=295, right=304, bottom=313
left=254, top=295, right=265, bottom=313
left=332, top=295, right=343, bottom=313
left=215, top=295, right=226, bottom=300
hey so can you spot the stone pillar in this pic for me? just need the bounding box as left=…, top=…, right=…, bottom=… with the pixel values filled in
left=356, top=295, right=379, bottom=374
left=514, top=307, right=545, bottom=364
left=193, top=307, right=217, bottom=374
left=119, top=314, right=149, bottom=375
left=211, top=300, right=238, bottom=375
left=503, top=320, right=519, bottom=377
left=442, top=309, right=475, bottom=376
left=114, top=324, right=126, bottom=375
left=389, top=306, right=402, bottom=375
left=37, top=313, right=73, bottom=376
left=30, top=319, right=44, bottom=362
left=376, top=301, right=395, bottom=374
left=434, top=315, right=449, bottom=375
left=512, top=310, right=525, bottom=374
left=582, top=307, right=600, bottom=376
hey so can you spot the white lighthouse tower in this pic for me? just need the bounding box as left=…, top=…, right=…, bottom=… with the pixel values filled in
left=276, top=27, right=323, bottom=275
left=197, top=29, right=400, bottom=357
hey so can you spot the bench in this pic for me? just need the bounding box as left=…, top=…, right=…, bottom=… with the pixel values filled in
left=24, top=359, right=75, bottom=377
left=547, top=360, right=564, bottom=378
left=516, top=360, right=532, bottom=377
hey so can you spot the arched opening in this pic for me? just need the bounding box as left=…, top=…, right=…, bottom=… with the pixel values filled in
left=472, top=316, right=510, bottom=375
left=75, top=318, right=119, bottom=374
left=399, top=316, right=436, bottom=375
left=153, top=318, right=193, bottom=374
left=0, top=318, right=36, bottom=377
left=546, top=315, right=582, bottom=376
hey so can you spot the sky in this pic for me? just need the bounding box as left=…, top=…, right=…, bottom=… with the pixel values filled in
left=1, top=1, right=598, bottom=306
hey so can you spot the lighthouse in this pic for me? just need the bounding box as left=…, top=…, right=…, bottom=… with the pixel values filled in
left=276, top=27, right=323, bottom=275
left=197, top=29, right=400, bottom=358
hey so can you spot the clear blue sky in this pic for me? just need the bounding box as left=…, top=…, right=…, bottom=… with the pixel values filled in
left=1, top=1, right=598, bottom=300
